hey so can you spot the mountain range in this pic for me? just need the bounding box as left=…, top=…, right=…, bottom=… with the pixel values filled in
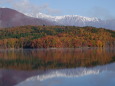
left=0, top=8, right=115, bottom=30
left=26, top=13, right=115, bottom=30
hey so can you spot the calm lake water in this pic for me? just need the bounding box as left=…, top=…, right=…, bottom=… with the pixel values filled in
left=0, top=48, right=115, bottom=86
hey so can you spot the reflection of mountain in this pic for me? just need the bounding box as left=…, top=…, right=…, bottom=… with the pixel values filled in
left=0, top=48, right=115, bottom=70
left=16, top=63, right=115, bottom=86
left=0, top=69, right=45, bottom=86
left=26, top=69, right=100, bottom=81
left=0, top=63, right=115, bottom=86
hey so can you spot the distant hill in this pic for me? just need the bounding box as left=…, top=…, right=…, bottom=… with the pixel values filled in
left=0, top=8, right=54, bottom=28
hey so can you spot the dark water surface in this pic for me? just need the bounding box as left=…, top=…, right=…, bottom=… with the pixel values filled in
left=0, top=48, right=115, bottom=86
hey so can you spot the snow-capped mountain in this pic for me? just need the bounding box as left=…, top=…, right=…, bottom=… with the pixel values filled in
left=0, top=8, right=114, bottom=30
left=25, top=13, right=100, bottom=22
left=25, top=13, right=115, bottom=30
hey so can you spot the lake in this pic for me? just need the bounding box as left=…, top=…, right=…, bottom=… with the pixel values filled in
left=0, top=48, right=115, bottom=86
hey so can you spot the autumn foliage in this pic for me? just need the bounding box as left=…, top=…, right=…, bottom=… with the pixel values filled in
left=0, top=26, right=115, bottom=48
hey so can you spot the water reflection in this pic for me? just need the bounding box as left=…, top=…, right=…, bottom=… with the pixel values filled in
left=16, top=63, right=115, bottom=86
left=0, top=48, right=115, bottom=86
left=0, top=48, right=115, bottom=70
left=0, top=69, right=46, bottom=86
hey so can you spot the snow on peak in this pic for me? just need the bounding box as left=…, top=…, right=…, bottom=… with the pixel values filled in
left=25, top=13, right=99, bottom=22
left=25, top=12, right=106, bottom=28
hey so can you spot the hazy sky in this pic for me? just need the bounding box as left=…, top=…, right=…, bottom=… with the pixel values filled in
left=0, top=0, right=115, bottom=19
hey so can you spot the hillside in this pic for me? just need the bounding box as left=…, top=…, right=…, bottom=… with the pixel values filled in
left=0, top=26, right=114, bottom=48
left=0, top=8, right=53, bottom=28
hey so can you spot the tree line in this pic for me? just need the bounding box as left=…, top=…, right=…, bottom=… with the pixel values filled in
left=0, top=26, right=115, bottom=48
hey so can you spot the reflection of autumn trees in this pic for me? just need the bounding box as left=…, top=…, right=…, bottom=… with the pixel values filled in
left=0, top=26, right=115, bottom=48
left=0, top=48, right=114, bottom=70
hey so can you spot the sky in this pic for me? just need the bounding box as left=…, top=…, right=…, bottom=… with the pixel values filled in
left=0, top=0, right=115, bottom=19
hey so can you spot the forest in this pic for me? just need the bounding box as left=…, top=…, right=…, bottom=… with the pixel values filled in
left=0, top=26, right=115, bottom=48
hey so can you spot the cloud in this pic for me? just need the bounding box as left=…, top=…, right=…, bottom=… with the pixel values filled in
left=89, top=7, right=114, bottom=20
left=0, top=0, right=61, bottom=16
